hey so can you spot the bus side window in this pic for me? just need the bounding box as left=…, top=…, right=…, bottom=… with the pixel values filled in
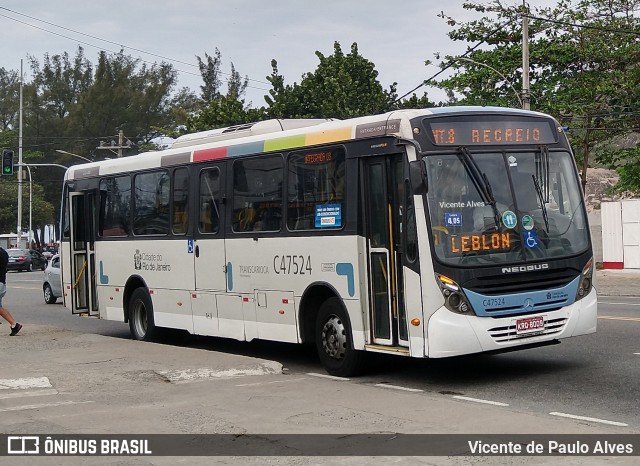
left=287, top=148, right=345, bottom=231
left=199, top=167, right=220, bottom=234
left=232, top=156, right=283, bottom=233
left=172, top=167, right=189, bottom=235
left=99, top=175, right=131, bottom=237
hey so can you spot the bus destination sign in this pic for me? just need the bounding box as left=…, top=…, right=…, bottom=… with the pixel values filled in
left=428, top=119, right=557, bottom=146
left=449, top=232, right=512, bottom=255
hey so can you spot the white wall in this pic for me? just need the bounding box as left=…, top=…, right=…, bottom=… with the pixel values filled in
left=601, top=200, right=640, bottom=269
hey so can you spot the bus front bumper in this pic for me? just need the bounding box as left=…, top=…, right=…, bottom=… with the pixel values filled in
left=426, top=289, right=597, bottom=358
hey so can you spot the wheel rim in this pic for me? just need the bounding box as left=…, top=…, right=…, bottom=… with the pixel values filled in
left=44, top=286, right=51, bottom=301
left=321, top=315, right=347, bottom=360
left=133, top=301, right=147, bottom=337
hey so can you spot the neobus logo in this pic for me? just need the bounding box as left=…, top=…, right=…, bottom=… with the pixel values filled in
left=501, top=263, right=550, bottom=273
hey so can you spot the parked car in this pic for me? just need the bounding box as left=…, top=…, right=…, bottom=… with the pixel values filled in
left=7, top=248, right=47, bottom=272
left=43, top=254, right=62, bottom=304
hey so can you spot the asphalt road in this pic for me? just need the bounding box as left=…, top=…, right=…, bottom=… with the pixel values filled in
left=1, top=271, right=639, bottom=464
left=3, top=270, right=639, bottom=430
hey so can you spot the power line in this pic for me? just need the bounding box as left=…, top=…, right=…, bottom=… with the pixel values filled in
left=527, top=14, right=640, bottom=36
left=0, top=7, right=271, bottom=91
left=397, top=8, right=640, bottom=103
left=395, top=17, right=518, bottom=102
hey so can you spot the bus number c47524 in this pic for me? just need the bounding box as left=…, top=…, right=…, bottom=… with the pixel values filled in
left=273, top=255, right=312, bottom=275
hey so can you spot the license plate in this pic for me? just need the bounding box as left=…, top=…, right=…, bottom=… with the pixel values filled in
left=516, top=315, right=545, bottom=334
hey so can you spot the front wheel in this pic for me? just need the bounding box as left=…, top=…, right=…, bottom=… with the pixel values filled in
left=315, top=297, right=365, bottom=377
left=129, top=287, right=157, bottom=341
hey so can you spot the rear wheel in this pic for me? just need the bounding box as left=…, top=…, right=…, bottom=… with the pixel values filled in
left=129, top=287, right=157, bottom=341
left=315, top=297, right=365, bottom=377
left=43, top=284, right=57, bottom=304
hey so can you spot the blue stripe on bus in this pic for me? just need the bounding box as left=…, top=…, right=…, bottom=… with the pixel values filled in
left=227, top=142, right=265, bottom=158
left=464, top=276, right=580, bottom=317
left=227, top=262, right=233, bottom=290
left=336, top=262, right=355, bottom=297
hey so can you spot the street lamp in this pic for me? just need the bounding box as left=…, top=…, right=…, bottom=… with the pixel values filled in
left=55, top=149, right=92, bottom=163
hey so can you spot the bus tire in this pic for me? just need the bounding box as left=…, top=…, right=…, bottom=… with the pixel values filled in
left=129, top=287, right=157, bottom=341
left=315, top=297, right=364, bottom=377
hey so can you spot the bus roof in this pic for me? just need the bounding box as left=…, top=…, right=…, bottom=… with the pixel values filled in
left=65, top=107, right=555, bottom=180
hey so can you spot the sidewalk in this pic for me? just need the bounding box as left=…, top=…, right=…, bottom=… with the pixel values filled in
left=596, top=268, right=640, bottom=297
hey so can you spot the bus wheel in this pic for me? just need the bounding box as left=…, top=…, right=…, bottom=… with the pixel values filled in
left=129, top=288, right=157, bottom=341
left=315, top=297, right=364, bottom=377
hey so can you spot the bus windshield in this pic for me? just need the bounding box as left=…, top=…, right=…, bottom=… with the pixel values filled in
left=425, top=149, right=590, bottom=266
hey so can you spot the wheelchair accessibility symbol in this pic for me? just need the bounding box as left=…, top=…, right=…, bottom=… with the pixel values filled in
left=524, top=230, right=539, bottom=248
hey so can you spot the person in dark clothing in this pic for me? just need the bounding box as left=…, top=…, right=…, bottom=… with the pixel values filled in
left=0, top=247, right=22, bottom=335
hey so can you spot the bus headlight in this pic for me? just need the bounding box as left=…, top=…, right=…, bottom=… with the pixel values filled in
left=435, top=273, right=473, bottom=315
left=575, top=257, right=593, bottom=301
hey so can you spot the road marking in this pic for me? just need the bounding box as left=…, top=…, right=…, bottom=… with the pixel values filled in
left=634, top=353, right=640, bottom=356
left=375, top=383, right=423, bottom=393
left=0, top=400, right=94, bottom=412
left=307, top=372, right=350, bottom=381
left=598, top=301, right=640, bottom=306
left=549, top=412, right=628, bottom=427
left=0, top=389, right=58, bottom=400
left=0, top=377, right=52, bottom=390
left=598, top=315, right=640, bottom=322
left=452, top=395, right=509, bottom=407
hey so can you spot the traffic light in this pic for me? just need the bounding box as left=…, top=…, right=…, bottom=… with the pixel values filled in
left=2, top=149, right=13, bottom=175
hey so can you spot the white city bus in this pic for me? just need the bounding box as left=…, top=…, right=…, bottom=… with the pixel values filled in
left=60, top=107, right=596, bottom=376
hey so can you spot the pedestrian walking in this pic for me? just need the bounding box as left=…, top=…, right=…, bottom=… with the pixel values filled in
left=0, top=246, right=22, bottom=336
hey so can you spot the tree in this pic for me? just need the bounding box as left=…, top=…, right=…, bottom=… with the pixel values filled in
left=186, top=51, right=264, bottom=130
left=26, top=47, right=93, bottom=154
left=168, top=86, right=201, bottom=130
left=0, top=173, right=56, bottom=236
left=67, top=50, right=178, bottom=152
left=266, top=42, right=397, bottom=119
left=435, top=0, right=640, bottom=192
left=197, top=49, right=223, bottom=104
left=0, top=68, right=20, bottom=131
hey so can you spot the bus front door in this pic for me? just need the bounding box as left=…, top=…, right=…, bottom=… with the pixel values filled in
left=364, top=155, right=409, bottom=347
left=68, top=191, right=99, bottom=316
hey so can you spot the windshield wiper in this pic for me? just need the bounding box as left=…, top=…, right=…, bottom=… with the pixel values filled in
left=533, top=146, right=550, bottom=233
left=457, top=147, right=501, bottom=228
left=531, top=174, right=550, bottom=233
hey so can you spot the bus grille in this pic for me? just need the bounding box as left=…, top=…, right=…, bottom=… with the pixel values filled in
left=465, top=269, right=577, bottom=295
left=487, top=317, right=568, bottom=343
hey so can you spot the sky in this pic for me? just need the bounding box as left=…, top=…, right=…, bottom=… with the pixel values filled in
left=0, top=1, right=558, bottom=107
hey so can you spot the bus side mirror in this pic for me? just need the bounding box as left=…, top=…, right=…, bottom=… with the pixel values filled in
left=409, top=160, right=427, bottom=195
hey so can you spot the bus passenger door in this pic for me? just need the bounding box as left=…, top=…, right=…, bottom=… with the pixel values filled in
left=194, top=164, right=227, bottom=292
left=68, top=191, right=99, bottom=316
left=192, top=164, right=227, bottom=337
left=364, top=155, right=409, bottom=347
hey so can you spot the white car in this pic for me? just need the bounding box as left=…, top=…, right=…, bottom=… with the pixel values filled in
left=43, top=254, right=62, bottom=304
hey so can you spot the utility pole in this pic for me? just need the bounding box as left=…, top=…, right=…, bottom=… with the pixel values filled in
left=16, top=59, right=24, bottom=247
left=521, top=1, right=531, bottom=110
left=96, top=129, right=131, bottom=158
